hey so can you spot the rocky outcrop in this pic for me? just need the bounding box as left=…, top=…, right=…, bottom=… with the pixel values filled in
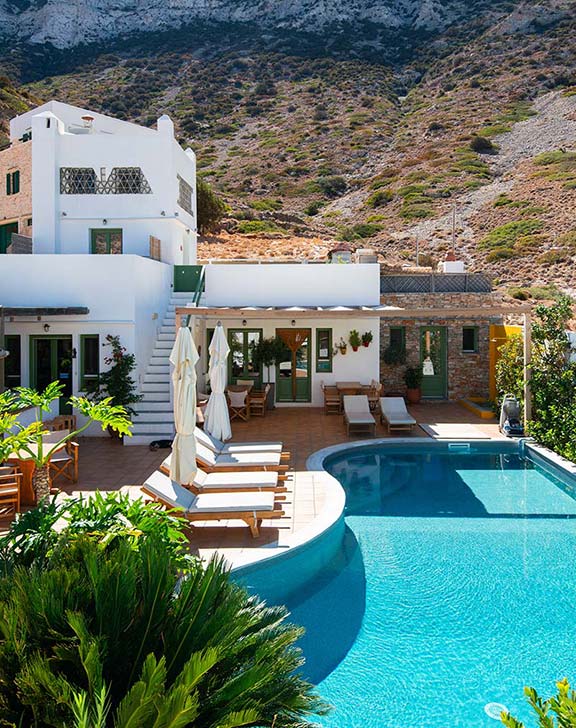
left=0, top=0, right=540, bottom=48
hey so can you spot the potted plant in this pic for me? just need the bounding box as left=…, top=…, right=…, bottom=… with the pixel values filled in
left=349, top=330, right=361, bottom=352
left=0, top=381, right=132, bottom=502
left=362, top=331, right=373, bottom=348
left=404, top=366, right=423, bottom=404
left=251, top=336, right=290, bottom=409
left=336, top=337, right=347, bottom=355
left=89, top=335, right=142, bottom=437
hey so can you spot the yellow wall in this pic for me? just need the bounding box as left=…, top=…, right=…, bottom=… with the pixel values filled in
left=489, top=324, right=522, bottom=401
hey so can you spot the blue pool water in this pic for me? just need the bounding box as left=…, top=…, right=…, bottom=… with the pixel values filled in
left=257, top=444, right=576, bottom=728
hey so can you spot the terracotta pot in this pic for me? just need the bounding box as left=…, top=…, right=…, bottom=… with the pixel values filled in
left=352, top=346, right=359, bottom=352
left=362, top=342, right=370, bottom=347
left=339, top=347, right=347, bottom=355
left=406, top=387, right=421, bottom=405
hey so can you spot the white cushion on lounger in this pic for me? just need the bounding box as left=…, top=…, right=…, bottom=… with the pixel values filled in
left=144, top=471, right=275, bottom=512
left=195, top=469, right=278, bottom=489
left=189, top=491, right=275, bottom=513
left=380, top=397, right=416, bottom=425
left=196, top=442, right=281, bottom=468
left=343, top=395, right=376, bottom=424
left=144, top=471, right=196, bottom=510
left=195, top=427, right=282, bottom=454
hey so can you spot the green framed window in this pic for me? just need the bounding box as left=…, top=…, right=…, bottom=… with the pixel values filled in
left=80, top=334, right=100, bottom=390
left=462, top=326, right=479, bottom=353
left=389, top=326, right=406, bottom=351
left=90, top=228, right=123, bottom=254
left=6, top=170, right=20, bottom=196
left=316, top=328, right=333, bottom=373
left=228, top=329, right=262, bottom=385
left=3, top=334, right=21, bottom=389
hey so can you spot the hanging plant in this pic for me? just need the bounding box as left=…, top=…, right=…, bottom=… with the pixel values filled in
left=361, top=331, right=373, bottom=348
left=335, top=337, right=348, bottom=355
left=349, top=330, right=361, bottom=352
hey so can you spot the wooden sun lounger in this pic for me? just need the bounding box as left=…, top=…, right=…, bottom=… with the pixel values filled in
left=343, top=395, right=376, bottom=437
left=158, top=458, right=288, bottom=495
left=142, top=475, right=285, bottom=538
left=196, top=441, right=290, bottom=474
left=379, top=397, right=417, bottom=433
left=195, top=426, right=286, bottom=455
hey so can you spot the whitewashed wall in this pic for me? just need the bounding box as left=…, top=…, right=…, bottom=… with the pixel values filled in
left=194, top=316, right=381, bottom=407
left=30, top=107, right=196, bottom=264
left=204, top=263, right=381, bottom=307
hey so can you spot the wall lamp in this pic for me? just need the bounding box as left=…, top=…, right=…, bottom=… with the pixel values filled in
left=291, top=319, right=296, bottom=327
left=242, top=319, right=247, bottom=327
left=43, top=323, right=50, bottom=332
left=102, top=218, right=108, bottom=225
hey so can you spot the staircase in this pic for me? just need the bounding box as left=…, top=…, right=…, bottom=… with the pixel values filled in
left=128, top=291, right=193, bottom=446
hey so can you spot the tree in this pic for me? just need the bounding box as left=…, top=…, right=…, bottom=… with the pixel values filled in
left=501, top=679, right=576, bottom=727
left=495, top=333, right=524, bottom=405
left=0, top=382, right=132, bottom=500
left=88, top=335, right=142, bottom=417
left=197, top=180, right=226, bottom=234
left=0, top=497, right=328, bottom=728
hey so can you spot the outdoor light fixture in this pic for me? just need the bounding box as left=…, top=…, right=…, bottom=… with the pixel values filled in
left=43, top=323, right=50, bottom=332
left=291, top=319, right=296, bottom=327
left=61, top=211, right=67, bottom=217
left=242, top=319, right=247, bottom=327
left=71, top=348, right=77, bottom=359
left=161, top=210, right=166, bottom=216
left=102, top=218, right=108, bottom=225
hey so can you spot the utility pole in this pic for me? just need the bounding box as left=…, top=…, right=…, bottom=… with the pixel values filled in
left=451, top=204, right=457, bottom=257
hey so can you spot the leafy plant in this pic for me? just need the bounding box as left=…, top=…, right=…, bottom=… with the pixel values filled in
left=251, top=336, right=290, bottom=382
left=495, top=334, right=524, bottom=406
left=197, top=179, right=226, bottom=234
left=89, top=335, right=142, bottom=418
left=0, top=382, right=132, bottom=501
left=501, top=678, right=576, bottom=727
left=361, top=331, right=373, bottom=346
left=404, top=366, right=423, bottom=389
left=349, top=330, right=361, bottom=349
left=0, top=534, right=328, bottom=727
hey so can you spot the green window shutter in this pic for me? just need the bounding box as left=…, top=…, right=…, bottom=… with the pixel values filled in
left=6, top=173, right=11, bottom=196
left=12, top=171, right=20, bottom=194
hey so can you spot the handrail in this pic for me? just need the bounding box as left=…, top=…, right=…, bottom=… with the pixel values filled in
left=192, top=265, right=205, bottom=307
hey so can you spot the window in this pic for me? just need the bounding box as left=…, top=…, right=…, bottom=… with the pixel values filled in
left=6, top=170, right=20, bottom=196
left=316, top=328, right=333, bottom=373
left=91, top=229, right=123, bottom=254
left=177, top=175, right=193, bottom=216
left=228, top=329, right=262, bottom=384
left=3, top=335, right=21, bottom=389
left=60, top=167, right=151, bottom=194
left=60, top=167, right=97, bottom=194
left=80, top=334, right=99, bottom=390
left=389, top=326, right=406, bottom=351
left=462, top=326, right=479, bottom=353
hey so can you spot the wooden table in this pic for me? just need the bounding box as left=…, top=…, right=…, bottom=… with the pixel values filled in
left=336, top=381, right=363, bottom=396
left=7, top=443, right=64, bottom=507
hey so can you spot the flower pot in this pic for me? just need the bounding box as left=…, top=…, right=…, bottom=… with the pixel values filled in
left=362, top=342, right=369, bottom=347
left=352, top=346, right=359, bottom=352
left=339, top=346, right=347, bottom=355
left=406, top=387, right=421, bottom=405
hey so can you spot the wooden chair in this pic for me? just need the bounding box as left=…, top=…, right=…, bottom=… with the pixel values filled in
left=322, top=381, right=341, bottom=415
left=42, top=429, right=79, bottom=485
left=362, top=380, right=383, bottom=413
left=228, top=389, right=250, bottom=421
left=0, top=467, right=21, bottom=519
left=236, top=380, right=254, bottom=391
left=249, top=384, right=270, bottom=417
left=47, top=415, right=77, bottom=432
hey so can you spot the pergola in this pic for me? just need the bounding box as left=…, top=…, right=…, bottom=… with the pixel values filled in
left=176, top=303, right=534, bottom=420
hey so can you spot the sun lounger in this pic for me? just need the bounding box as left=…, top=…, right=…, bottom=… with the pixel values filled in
left=195, top=426, right=285, bottom=455
left=142, top=474, right=284, bottom=538
left=380, top=397, right=417, bottom=433
left=343, top=395, right=376, bottom=437
left=196, top=441, right=289, bottom=474
left=158, top=458, right=287, bottom=494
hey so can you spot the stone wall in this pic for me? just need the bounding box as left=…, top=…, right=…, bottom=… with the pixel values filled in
left=0, top=141, right=32, bottom=236
left=379, top=292, right=508, bottom=400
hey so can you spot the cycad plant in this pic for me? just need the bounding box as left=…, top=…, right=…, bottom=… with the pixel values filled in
left=0, top=381, right=132, bottom=500
left=0, top=497, right=327, bottom=728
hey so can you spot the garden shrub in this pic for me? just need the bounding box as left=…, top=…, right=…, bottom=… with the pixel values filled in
left=479, top=220, right=544, bottom=250
left=470, top=135, right=497, bottom=154
left=316, top=175, right=347, bottom=198
left=366, top=189, right=393, bottom=207
left=236, top=220, right=280, bottom=234
left=197, top=179, right=226, bottom=234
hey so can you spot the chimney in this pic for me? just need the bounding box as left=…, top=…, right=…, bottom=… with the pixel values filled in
left=81, top=115, right=94, bottom=131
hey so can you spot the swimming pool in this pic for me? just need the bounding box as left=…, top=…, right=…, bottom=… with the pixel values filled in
left=243, top=441, right=576, bottom=727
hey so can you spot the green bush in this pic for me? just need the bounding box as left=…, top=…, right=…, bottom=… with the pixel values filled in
left=316, top=175, right=347, bottom=198
left=537, top=249, right=568, bottom=264
left=236, top=220, right=280, bottom=234
left=339, top=223, right=383, bottom=241
left=487, top=247, right=516, bottom=262
left=479, top=220, right=544, bottom=250
left=0, top=499, right=327, bottom=727
left=366, top=189, right=393, bottom=208
left=197, top=179, right=226, bottom=234
left=470, top=135, right=497, bottom=154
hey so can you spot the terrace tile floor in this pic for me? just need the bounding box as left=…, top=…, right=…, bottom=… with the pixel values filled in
left=3, top=403, right=501, bottom=566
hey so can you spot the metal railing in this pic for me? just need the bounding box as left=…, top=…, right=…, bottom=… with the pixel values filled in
left=380, top=273, right=492, bottom=294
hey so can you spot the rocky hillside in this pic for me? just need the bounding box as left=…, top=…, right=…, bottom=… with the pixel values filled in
left=0, top=0, right=575, bottom=298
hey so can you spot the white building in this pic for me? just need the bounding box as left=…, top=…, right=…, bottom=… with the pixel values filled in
left=0, top=101, right=382, bottom=444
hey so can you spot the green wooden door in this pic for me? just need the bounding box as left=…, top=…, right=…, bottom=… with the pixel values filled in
left=0, top=222, right=18, bottom=254
left=420, top=326, right=448, bottom=398
left=227, top=329, right=263, bottom=388
left=30, top=336, right=74, bottom=414
left=275, top=329, right=311, bottom=403
left=174, top=265, right=204, bottom=292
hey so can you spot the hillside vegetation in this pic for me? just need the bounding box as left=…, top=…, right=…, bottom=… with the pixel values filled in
left=0, top=0, right=575, bottom=296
